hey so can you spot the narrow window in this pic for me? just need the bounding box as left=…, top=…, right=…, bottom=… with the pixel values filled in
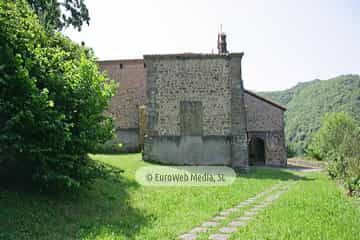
left=119, top=63, right=123, bottom=69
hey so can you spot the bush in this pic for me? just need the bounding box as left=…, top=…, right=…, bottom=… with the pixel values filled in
left=95, top=142, right=141, bottom=154
left=307, top=112, right=359, bottom=161
left=0, top=0, right=115, bottom=190
left=306, top=112, right=360, bottom=196
left=95, top=143, right=124, bottom=154
left=286, top=144, right=297, bottom=158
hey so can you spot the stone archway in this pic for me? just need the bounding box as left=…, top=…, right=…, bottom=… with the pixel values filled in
left=248, top=137, right=265, bottom=165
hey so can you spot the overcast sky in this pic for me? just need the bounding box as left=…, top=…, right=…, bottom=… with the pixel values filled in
left=65, top=0, right=360, bottom=91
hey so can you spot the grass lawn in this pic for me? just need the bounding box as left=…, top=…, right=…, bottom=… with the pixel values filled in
left=0, top=154, right=359, bottom=240
left=230, top=171, right=360, bottom=240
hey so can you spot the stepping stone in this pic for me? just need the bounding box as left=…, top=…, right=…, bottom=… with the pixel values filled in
left=257, top=203, right=267, bottom=207
left=178, top=233, right=197, bottom=240
left=202, top=221, right=219, bottom=227
left=253, top=206, right=264, bottom=211
left=190, top=227, right=208, bottom=233
left=229, top=221, right=246, bottom=227
left=237, top=202, right=248, bottom=207
left=209, top=233, right=230, bottom=240
left=213, top=216, right=226, bottom=221
left=219, top=211, right=230, bottom=216
left=244, top=211, right=257, bottom=216
left=227, top=207, right=239, bottom=212
left=238, top=216, right=252, bottom=221
left=219, top=227, right=237, bottom=233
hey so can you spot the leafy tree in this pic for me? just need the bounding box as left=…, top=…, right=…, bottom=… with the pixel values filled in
left=27, top=0, right=90, bottom=31
left=0, top=0, right=115, bottom=190
left=307, top=112, right=360, bottom=196
left=306, top=112, right=359, bottom=161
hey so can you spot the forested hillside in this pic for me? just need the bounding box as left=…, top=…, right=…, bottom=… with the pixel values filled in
left=259, top=74, right=360, bottom=154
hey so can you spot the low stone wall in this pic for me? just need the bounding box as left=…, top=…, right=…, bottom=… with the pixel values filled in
left=143, top=136, right=232, bottom=165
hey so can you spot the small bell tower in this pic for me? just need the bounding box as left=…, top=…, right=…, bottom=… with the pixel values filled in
left=217, top=24, right=228, bottom=54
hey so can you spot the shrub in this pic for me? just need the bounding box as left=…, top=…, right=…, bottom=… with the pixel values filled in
left=286, top=144, right=297, bottom=158
left=307, top=112, right=359, bottom=161
left=95, top=142, right=141, bottom=154
left=0, top=0, right=115, bottom=190
left=307, top=112, right=360, bottom=196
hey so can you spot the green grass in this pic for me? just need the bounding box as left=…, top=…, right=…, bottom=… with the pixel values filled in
left=0, top=154, right=359, bottom=240
left=230, top=172, right=360, bottom=240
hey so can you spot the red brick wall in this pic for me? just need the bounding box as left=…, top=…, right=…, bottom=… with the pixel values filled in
left=99, top=59, right=146, bottom=129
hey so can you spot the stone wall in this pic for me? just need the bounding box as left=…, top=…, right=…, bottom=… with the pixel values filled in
left=99, top=59, right=146, bottom=129
left=145, top=54, right=232, bottom=136
left=247, top=131, right=286, bottom=166
left=98, top=55, right=286, bottom=166
left=244, top=90, right=285, bottom=132
left=229, top=54, right=249, bottom=169
left=244, top=90, right=286, bottom=165
left=144, top=136, right=232, bottom=165
left=144, top=53, right=249, bottom=167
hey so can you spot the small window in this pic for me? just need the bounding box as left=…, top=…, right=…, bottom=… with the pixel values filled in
left=144, top=62, right=147, bottom=68
left=119, top=63, right=123, bottom=69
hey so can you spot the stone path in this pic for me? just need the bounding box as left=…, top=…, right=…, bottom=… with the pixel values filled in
left=178, top=182, right=294, bottom=240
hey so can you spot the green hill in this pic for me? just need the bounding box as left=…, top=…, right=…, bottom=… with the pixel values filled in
left=259, top=74, right=360, bottom=155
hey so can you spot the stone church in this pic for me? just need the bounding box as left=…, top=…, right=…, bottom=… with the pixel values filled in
left=99, top=32, right=287, bottom=168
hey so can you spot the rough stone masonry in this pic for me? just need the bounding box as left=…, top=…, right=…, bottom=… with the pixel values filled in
left=143, top=53, right=249, bottom=168
left=98, top=34, right=287, bottom=168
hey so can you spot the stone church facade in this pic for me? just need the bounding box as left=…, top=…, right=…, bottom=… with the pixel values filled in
left=99, top=35, right=287, bottom=168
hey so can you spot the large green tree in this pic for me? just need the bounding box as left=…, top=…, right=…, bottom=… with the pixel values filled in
left=27, top=0, right=90, bottom=31
left=0, top=0, right=114, bottom=190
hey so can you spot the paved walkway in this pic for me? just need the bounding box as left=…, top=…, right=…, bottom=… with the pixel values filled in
left=178, top=182, right=295, bottom=240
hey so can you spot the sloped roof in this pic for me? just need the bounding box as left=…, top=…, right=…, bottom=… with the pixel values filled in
left=244, top=89, right=287, bottom=111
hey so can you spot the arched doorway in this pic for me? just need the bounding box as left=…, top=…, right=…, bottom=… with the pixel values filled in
left=248, top=137, right=265, bottom=165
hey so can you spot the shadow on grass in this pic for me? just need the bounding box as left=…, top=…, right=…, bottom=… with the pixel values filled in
left=0, top=164, right=152, bottom=240
left=239, top=167, right=315, bottom=182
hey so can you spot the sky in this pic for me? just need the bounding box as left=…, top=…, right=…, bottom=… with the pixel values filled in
left=65, top=0, right=360, bottom=91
